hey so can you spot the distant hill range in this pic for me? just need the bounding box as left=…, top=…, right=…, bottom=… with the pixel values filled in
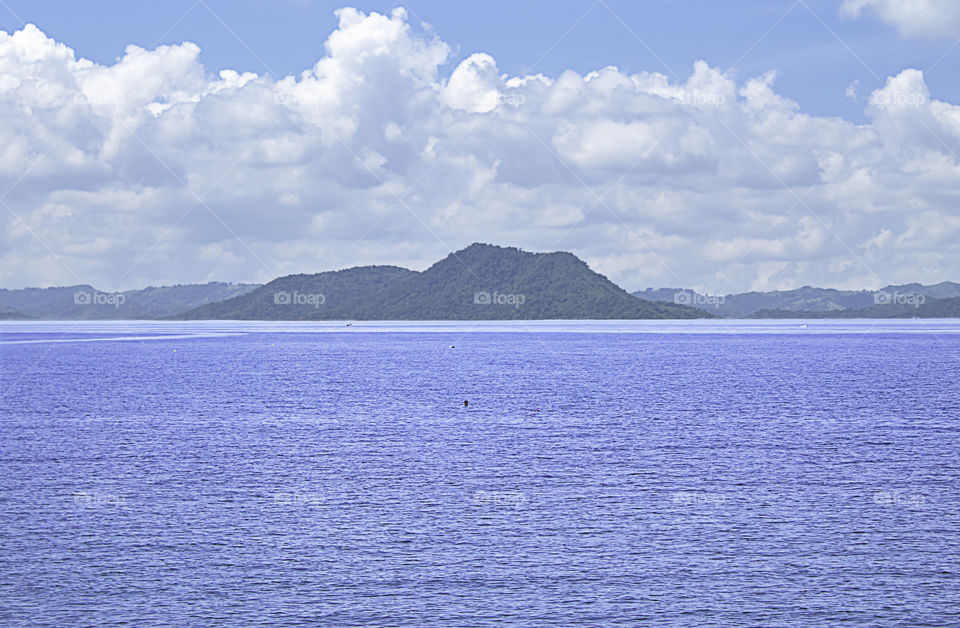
left=0, top=282, right=260, bottom=320
left=178, top=243, right=706, bottom=320
left=634, top=282, right=960, bottom=318
left=4, top=246, right=959, bottom=320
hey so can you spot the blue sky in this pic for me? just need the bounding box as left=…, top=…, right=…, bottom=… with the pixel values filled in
left=3, top=1, right=960, bottom=293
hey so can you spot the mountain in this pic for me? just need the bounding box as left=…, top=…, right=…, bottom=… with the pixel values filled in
left=749, top=296, right=960, bottom=319
left=634, top=286, right=876, bottom=316
left=884, top=282, right=960, bottom=300
left=0, top=282, right=260, bottom=320
left=177, top=266, right=418, bottom=320
left=177, top=244, right=711, bottom=320
left=634, top=282, right=960, bottom=317
left=913, top=296, right=960, bottom=317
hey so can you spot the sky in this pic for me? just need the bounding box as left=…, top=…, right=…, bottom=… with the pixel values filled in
left=3, top=0, right=960, bottom=293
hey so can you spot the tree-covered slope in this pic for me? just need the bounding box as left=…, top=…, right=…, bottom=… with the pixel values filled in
left=371, top=244, right=705, bottom=319
left=0, top=282, right=260, bottom=319
left=176, top=244, right=711, bottom=320
left=635, top=281, right=960, bottom=317
left=177, top=266, right=418, bottom=319
left=748, top=296, right=960, bottom=319
left=634, top=286, right=876, bottom=316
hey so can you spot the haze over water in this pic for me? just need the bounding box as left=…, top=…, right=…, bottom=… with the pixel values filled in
left=2, top=320, right=959, bottom=626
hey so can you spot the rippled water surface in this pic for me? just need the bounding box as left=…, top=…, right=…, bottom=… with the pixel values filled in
left=2, top=320, right=960, bottom=626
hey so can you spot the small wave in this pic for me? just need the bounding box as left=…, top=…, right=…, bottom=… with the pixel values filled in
left=0, top=332, right=245, bottom=345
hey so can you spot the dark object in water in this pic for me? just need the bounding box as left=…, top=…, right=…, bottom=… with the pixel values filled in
left=463, top=400, right=469, bottom=407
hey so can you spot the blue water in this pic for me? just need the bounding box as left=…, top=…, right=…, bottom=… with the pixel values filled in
left=2, top=320, right=959, bottom=626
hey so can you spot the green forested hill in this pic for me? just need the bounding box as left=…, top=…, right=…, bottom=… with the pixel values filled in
left=0, top=282, right=260, bottom=319
left=176, top=243, right=710, bottom=320
left=749, top=296, right=960, bottom=319
left=636, top=282, right=960, bottom=318
left=177, top=266, right=419, bottom=320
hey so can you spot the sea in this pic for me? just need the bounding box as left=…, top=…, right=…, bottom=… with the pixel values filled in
left=2, top=320, right=959, bottom=626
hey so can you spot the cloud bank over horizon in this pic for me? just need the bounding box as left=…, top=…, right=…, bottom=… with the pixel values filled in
left=2, top=7, right=960, bottom=293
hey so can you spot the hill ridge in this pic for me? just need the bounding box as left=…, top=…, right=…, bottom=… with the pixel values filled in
left=177, top=243, right=708, bottom=320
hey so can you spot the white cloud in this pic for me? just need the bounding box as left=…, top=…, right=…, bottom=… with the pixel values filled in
left=841, top=0, right=960, bottom=39
left=441, top=53, right=502, bottom=113
left=2, top=9, right=960, bottom=294
left=278, top=192, right=301, bottom=206
left=845, top=79, right=859, bottom=101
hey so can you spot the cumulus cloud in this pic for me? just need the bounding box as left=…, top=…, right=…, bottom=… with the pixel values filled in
left=845, top=79, right=859, bottom=101
left=841, top=0, right=960, bottom=39
left=2, top=8, right=960, bottom=293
